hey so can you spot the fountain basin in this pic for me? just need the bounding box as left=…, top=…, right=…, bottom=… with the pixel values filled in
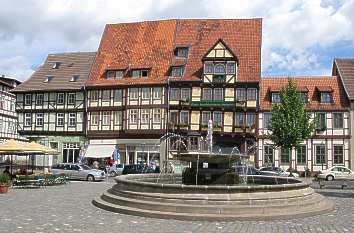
left=93, top=174, right=334, bottom=221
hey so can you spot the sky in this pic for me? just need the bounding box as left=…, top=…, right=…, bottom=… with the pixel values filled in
left=0, top=0, right=353, bottom=81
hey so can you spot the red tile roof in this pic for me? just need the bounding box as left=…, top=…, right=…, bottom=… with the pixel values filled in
left=260, top=76, right=349, bottom=111
left=87, top=19, right=262, bottom=87
left=333, top=58, right=354, bottom=100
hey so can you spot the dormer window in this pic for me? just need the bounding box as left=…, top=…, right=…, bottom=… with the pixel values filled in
left=43, top=76, right=53, bottom=83
left=132, top=69, right=148, bottom=78
left=226, top=62, right=236, bottom=74
left=300, top=92, right=308, bottom=103
left=175, top=47, right=188, bottom=58
left=204, top=62, right=213, bottom=74
left=214, top=64, right=226, bottom=74
left=70, top=75, right=79, bottom=82
left=171, top=66, right=184, bottom=77
left=52, top=62, right=61, bottom=69
left=271, top=92, right=281, bottom=103
left=320, top=92, right=332, bottom=103
left=106, top=70, right=123, bottom=80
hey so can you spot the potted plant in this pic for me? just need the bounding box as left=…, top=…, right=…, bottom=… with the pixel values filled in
left=0, top=173, right=11, bottom=194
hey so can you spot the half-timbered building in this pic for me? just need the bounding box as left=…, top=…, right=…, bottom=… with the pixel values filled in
left=258, top=76, right=351, bottom=172
left=85, top=19, right=262, bottom=166
left=0, top=75, right=22, bottom=142
left=12, top=52, right=96, bottom=165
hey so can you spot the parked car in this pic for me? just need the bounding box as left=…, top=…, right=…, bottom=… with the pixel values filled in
left=234, top=165, right=261, bottom=175
left=259, top=167, right=300, bottom=178
left=52, top=163, right=106, bottom=181
left=106, top=164, right=124, bottom=176
left=317, top=166, right=354, bottom=181
left=122, top=164, right=160, bottom=175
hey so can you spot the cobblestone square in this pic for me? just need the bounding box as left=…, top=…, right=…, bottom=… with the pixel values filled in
left=1, top=179, right=354, bottom=233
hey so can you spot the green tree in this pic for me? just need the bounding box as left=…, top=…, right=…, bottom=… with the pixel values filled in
left=267, top=79, right=315, bottom=171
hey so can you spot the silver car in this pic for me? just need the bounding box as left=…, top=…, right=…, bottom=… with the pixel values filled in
left=52, top=163, right=106, bottom=181
left=317, top=166, right=354, bottom=181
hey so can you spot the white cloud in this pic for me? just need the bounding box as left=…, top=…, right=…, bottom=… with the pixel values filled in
left=0, top=0, right=353, bottom=80
left=0, top=56, right=34, bottom=81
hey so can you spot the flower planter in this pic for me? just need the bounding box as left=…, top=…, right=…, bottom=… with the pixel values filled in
left=0, top=184, right=10, bottom=194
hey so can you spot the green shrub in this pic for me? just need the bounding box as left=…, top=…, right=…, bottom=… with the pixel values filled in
left=0, top=173, right=11, bottom=185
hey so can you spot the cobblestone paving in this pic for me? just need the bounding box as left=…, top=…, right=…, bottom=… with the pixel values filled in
left=1, top=179, right=354, bottom=233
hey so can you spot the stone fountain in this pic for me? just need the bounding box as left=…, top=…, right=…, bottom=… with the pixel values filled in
left=93, top=121, right=333, bottom=221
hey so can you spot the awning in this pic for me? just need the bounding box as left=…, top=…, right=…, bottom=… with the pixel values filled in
left=84, top=144, right=116, bottom=158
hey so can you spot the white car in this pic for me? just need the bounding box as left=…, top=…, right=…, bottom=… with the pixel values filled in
left=259, top=167, right=300, bottom=178
left=317, top=166, right=354, bottom=181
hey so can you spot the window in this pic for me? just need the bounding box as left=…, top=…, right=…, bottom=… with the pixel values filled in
left=0, top=98, right=4, bottom=109
left=106, top=70, right=123, bottom=80
left=57, top=93, right=65, bottom=104
left=180, top=111, right=189, bottom=125
left=235, top=113, right=245, bottom=127
left=280, top=148, right=290, bottom=163
left=130, top=88, right=139, bottom=100
left=176, top=47, right=188, bottom=57
left=130, top=109, right=138, bottom=124
left=202, top=88, right=212, bottom=101
left=333, top=145, right=344, bottom=164
left=247, top=88, right=257, bottom=101
left=0, top=119, right=2, bottom=132
left=333, top=113, right=344, bottom=129
left=91, top=112, right=99, bottom=126
left=25, top=94, right=32, bottom=105
left=296, top=145, right=306, bottom=164
left=43, top=76, right=53, bottom=83
left=132, top=70, right=148, bottom=78
left=181, top=88, right=190, bottom=101
left=226, top=62, right=235, bottom=74
left=170, top=111, right=178, bottom=124
left=213, top=112, right=223, bottom=127
left=315, top=112, right=326, bottom=130
left=52, top=62, right=61, bottom=69
left=264, top=145, right=274, bottom=164
left=236, top=88, right=246, bottom=101
left=271, top=92, right=281, bottom=103
left=213, top=88, right=223, bottom=101
left=36, top=113, right=44, bottom=126
left=36, top=93, right=43, bottom=105
left=153, top=87, right=162, bottom=99
left=246, top=113, right=255, bottom=128
left=141, top=109, right=149, bottom=124
left=25, top=113, right=31, bottom=127
left=68, top=93, right=75, bottom=105
left=263, top=113, right=272, bottom=129
left=69, top=75, right=79, bottom=82
left=114, top=111, right=122, bottom=125
left=300, top=93, right=308, bottom=103
left=102, top=90, right=110, bottom=101
left=114, top=89, right=123, bottom=102
left=68, top=113, right=76, bottom=127
left=91, top=91, right=99, bottom=101
left=214, top=64, right=225, bottom=74
left=320, top=92, right=332, bottom=103
left=202, top=112, right=211, bottom=126
left=142, top=88, right=150, bottom=99
left=204, top=62, right=213, bottom=74
left=315, top=145, right=326, bottom=164
left=171, top=67, right=184, bottom=77
left=57, top=113, right=64, bottom=126
left=102, top=111, right=110, bottom=125
left=153, top=109, right=161, bottom=123
left=170, top=88, right=180, bottom=100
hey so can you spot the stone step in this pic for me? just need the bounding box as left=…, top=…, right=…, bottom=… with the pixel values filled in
left=100, top=190, right=327, bottom=215
left=92, top=195, right=333, bottom=221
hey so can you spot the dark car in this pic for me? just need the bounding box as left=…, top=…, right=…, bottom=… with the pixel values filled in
left=234, top=166, right=261, bottom=175
left=122, top=164, right=160, bottom=175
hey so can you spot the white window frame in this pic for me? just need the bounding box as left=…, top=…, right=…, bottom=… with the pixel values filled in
left=114, top=111, right=122, bottom=125
left=141, top=88, right=150, bottom=100
left=36, top=113, right=44, bottom=127
left=68, top=93, right=76, bottom=105
left=141, top=109, right=150, bottom=124
left=153, top=109, right=161, bottom=123
left=68, top=113, right=76, bottom=127
left=36, top=93, right=44, bottom=105
left=130, top=88, right=139, bottom=100
left=25, top=94, right=32, bottom=105
left=91, top=91, right=99, bottom=101
left=56, top=113, right=64, bottom=127
left=91, top=112, right=99, bottom=126
left=130, top=109, right=138, bottom=124
left=153, top=87, right=162, bottom=99
left=24, top=113, right=31, bottom=127
left=57, top=93, right=65, bottom=105
left=102, top=111, right=110, bottom=125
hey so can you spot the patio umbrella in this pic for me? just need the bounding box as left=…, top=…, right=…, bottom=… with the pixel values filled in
left=0, top=139, right=27, bottom=153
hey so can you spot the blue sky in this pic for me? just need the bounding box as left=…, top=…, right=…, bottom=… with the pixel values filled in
left=0, top=0, right=353, bottom=81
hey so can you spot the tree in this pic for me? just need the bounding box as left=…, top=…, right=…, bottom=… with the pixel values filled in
left=267, top=79, right=315, bottom=172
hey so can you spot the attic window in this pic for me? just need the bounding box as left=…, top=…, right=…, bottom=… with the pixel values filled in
left=320, top=92, right=332, bottom=103
left=70, top=75, right=80, bottom=82
left=43, top=76, right=54, bottom=83
left=52, top=62, right=61, bottom=69
left=175, top=47, right=188, bottom=58
left=132, top=69, right=148, bottom=78
left=171, top=66, right=184, bottom=77
left=106, top=70, right=123, bottom=80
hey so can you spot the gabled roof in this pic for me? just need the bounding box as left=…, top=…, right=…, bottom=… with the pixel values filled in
left=260, top=76, right=349, bottom=111
left=87, top=18, right=262, bottom=87
left=333, top=58, right=354, bottom=100
left=0, top=75, right=21, bottom=89
left=12, top=52, right=96, bottom=92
